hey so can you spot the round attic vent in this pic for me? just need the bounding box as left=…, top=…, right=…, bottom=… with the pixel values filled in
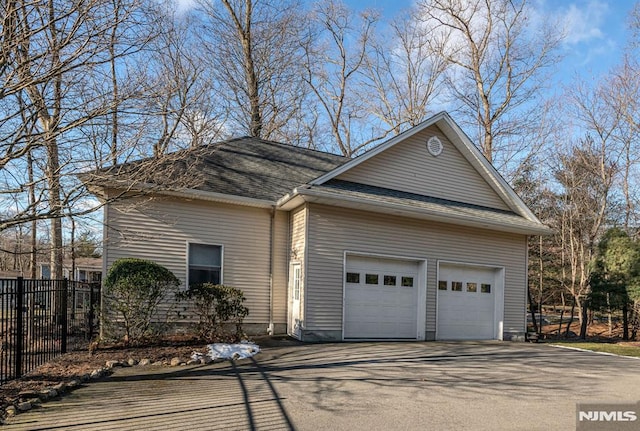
left=427, top=136, right=443, bottom=156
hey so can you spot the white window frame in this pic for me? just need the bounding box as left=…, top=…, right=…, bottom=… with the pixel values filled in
left=186, top=242, right=224, bottom=286
left=293, top=264, right=301, bottom=301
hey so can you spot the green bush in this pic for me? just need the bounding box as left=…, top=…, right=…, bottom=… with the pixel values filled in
left=177, top=283, right=249, bottom=342
left=104, top=258, right=180, bottom=343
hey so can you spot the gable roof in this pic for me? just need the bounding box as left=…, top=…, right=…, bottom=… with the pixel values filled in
left=85, top=113, right=550, bottom=235
left=84, top=137, right=349, bottom=205
left=310, top=111, right=539, bottom=223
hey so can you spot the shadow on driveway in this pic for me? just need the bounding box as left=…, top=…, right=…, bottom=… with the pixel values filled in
left=4, top=341, right=640, bottom=430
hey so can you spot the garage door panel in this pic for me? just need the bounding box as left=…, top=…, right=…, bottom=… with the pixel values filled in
left=344, top=256, right=419, bottom=339
left=437, top=264, right=497, bottom=340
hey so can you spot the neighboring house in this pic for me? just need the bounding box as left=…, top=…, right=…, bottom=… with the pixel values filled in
left=0, top=258, right=102, bottom=281
left=85, top=112, right=550, bottom=342
left=39, top=258, right=102, bottom=282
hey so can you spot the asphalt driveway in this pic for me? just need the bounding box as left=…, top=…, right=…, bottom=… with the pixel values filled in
left=4, top=341, right=640, bottom=430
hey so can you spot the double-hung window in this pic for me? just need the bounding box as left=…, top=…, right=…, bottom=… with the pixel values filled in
left=188, top=243, right=222, bottom=286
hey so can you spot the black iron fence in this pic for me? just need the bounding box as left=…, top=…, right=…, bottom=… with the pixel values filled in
left=0, top=278, right=100, bottom=384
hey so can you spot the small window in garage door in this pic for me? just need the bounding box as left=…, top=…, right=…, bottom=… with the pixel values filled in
left=346, top=272, right=360, bottom=283
left=401, top=276, right=414, bottom=287
left=366, top=274, right=379, bottom=285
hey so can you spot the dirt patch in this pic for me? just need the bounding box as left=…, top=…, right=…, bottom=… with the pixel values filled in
left=537, top=319, right=637, bottom=342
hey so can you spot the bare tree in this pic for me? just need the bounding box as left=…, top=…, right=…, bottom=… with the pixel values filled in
left=605, top=56, right=640, bottom=230
left=417, top=0, right=562, bottom=167
left=554, top=138, right=616, bottom=339
left=363, top=7, right=447, bottom=134
left=302, top=0, right=382, bottom=156
left=0, top=0, right=158, bottom=278
left=631, top=1, right=640, bottom=48
left=143, top=9, right=225, bottom=155
left=196, top=0, right=309, bottom=141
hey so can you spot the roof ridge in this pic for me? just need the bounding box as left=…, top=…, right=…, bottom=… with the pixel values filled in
left=226, top=136, right=349, bottom=160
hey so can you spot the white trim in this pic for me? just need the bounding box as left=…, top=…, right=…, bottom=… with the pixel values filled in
left=185, top=241, right=224, bottom=287
left=160, top=188, right=273, bottom=208
left=302, top=204, right=310, bottom=336
left=524, top=237, right=530, bottom=336
left=288, top=261, right=303, bottom=339
left=344, top=250, right=428, bottom=262
left=293, top=187, right=551, bottom=235
left=440, top=117, right=539, bottom=222
left=436, top=260, right=505, bottom=341
left=341, top=252, right=347, bottom=340
left=100, top=202, right=110, bottom=339
left=312, top=112, right=450, bottom=185
left=110, top=183, right=275, bottom=209
left=417, top=260, right=427, bottom=340
left=342, top=251, right=427, bottom=341
left=308, top=111, right=544, bottom=225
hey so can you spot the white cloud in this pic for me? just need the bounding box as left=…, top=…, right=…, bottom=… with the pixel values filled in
left=175, top=0, right=197, bottom=13
left=553, top=0, right=609, bottom=45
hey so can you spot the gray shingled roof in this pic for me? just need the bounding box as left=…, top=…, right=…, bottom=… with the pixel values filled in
left=308, top=180, right=548, bottom=233
left=87, top=137, right=349, bottom=201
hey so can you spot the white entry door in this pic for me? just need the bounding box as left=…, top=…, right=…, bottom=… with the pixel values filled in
left=344, top=256, right=420, bottom=339
left=437, top=264, right=498, bottom=340
left=289, top=263, right=302, bottom=339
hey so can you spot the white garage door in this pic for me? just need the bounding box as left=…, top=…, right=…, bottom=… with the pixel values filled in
left=344, top=256, right=419, bottom=339
left=437, top=264, right=497, bottom=340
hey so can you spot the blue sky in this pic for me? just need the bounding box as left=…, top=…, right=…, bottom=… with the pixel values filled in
left=172, top=0, right=636, bottom=86
left=348, top=0, right=636, bottom=87
left=548, top=0, right=634, bottom=81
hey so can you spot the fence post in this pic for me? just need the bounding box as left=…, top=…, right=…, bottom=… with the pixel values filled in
left=61, top=278, right=68, bottom=354
left=71, top=281, right=76, bottom=321
left=87, top=283, right=95, bottom=341
left=15, top=277, right=23, bottom=379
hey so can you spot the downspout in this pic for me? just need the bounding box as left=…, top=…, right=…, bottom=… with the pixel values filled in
left=267, top=205, right=275, bottom=335
left=99, top=192, right=109, bottom=341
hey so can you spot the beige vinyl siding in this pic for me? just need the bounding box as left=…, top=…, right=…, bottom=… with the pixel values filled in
left=272, top=210, right=289, bottom=324
left=289, top=205, right=307, bottom=325
left=305, top=203, right=527, bottom=335
left=105, top=195, right=277, bottom=324
left=336, top=125, right=510, bottom=211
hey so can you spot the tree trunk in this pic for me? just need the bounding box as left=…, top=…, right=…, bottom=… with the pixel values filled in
left=27, top=152, right=37, bottom=342
left=623, top=301, right=629, bottom=341
left=565, top=297, right=576, bottom=338
left=632, top=302, right=640, bottom=340
left=70, top=218, right=76, bottom=281
left=579, top=298, right=588, bottom=339
left=221, top=0, right=262, bottom=138
left=527, top=287, right=538, bottom=333
left=557, top=293, right=565, bottom=336
left=606, top=292, right=612, bottom=336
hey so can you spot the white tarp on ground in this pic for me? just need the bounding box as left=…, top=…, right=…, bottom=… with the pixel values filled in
left=192, top=342, right=260, bottom=361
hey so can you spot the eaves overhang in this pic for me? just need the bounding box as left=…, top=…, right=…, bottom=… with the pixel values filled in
left=278, top=186, right=552, bottom=236
left=96, top=181, right=276, bottom=209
